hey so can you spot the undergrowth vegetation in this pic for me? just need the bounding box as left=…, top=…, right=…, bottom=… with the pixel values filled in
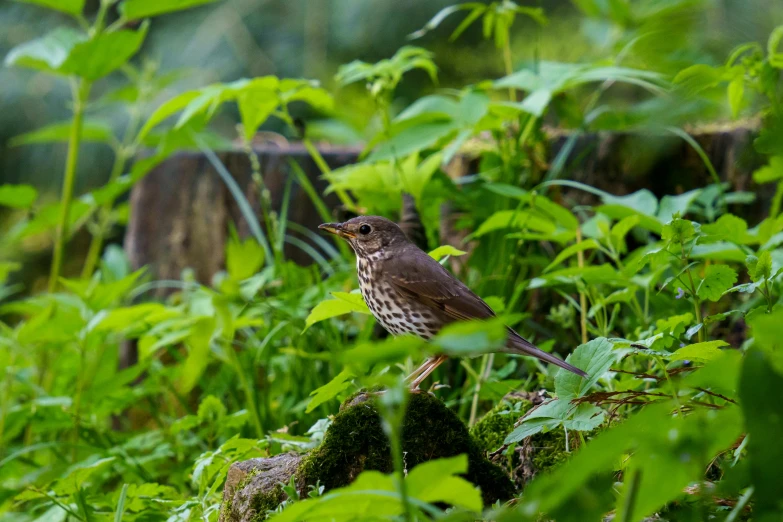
left=2, top=0, right=783, bottom=520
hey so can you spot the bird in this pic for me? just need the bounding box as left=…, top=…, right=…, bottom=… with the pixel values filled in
left=319, top=215, right=588, bottom=389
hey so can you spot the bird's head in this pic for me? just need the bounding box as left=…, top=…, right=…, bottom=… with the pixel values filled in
left=319, top=215, right=408, bottom=257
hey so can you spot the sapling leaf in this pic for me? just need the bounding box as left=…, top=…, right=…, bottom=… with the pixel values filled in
left=669, top=340, right=728, bottom=363
left=306, top=370, right=354, bottom=413
left=555, top=337, right=616, bottom=400
left=697, top=265, right=738, bottom=301
left=304, top=292, right=371, bottom=331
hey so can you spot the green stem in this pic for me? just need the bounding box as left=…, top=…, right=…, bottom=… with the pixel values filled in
left=50, top=80, right=91, bottom=291
left=655, top=355, right=683, bottom=417
left=502, top=37, right=516, bottom=102
left=680, top=238, right=704, bottom=342
left=468, top=353, right=494, bottom=427
left=771, top=180, right=783, bottom=219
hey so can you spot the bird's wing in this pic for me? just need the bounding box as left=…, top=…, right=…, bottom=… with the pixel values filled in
left=382, top=244, right=496, bottom=322
left=383, top=244, right=589, bottom=378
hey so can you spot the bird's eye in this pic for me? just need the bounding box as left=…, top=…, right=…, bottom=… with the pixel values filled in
left=359, top=224, right=372, bottom=235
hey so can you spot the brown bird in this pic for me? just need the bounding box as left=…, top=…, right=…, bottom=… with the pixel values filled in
left=319, top=215, right=587, bottom=389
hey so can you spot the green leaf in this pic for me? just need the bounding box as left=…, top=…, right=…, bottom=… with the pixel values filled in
left=474, top=209, right=557, bottom=237
left=0, top=184, right=38, bottom=209
left=179, top=317, right=215, bottom=394
left=12, top=0, right=85, bottom=15
left=740, top=348, right=783, bottom=517
left=54, top=457, right=116, bottom=495
left=120, top=0, right=220, bottom=19
left=428, top=245, right=467, bottom=261
left=433, top=318, right=507, bottom=357
left=236, top=77, right=280, bottom=142
left=700, top=214, right=748, bottom=244
left=405, top=455, right=482, bottom=512
left=657, top=189, right=702, bottom=222
left=555, top=337, right=616, bottom=400
left=747, top=251, right=772, bottom=283
left=696, top=265, right=738, bottom=302
left=4, top=27, right=85, bottom=74
left=368, top=121, right=458, bottom=162
left=727, top=76, right=745, bottom=118
left=673, top=64, right=726, bottom=95
left=304, top=292, right=370, bottom=331
left=6, top=24, right=148, bottom=80
left=10, top=120, right=114, bottom=146
left=226, top=235, right=265, bottom=280
left=661, top=217, right=696, bottom=243
left=138, top=90, right=201, bottom=140
left=669, top=340, right=728, bottom=363
left=306, top=370, right=354, bottom=413
left=544, top=239, right=599, bottom=273
left=752, top=156, right=783, bottom=184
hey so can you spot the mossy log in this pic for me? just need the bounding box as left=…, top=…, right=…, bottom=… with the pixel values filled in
left=219, top=392, right=514, bottom=521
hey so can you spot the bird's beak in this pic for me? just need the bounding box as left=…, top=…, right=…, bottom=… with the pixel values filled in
left=318, top=222, right=356, bottom=239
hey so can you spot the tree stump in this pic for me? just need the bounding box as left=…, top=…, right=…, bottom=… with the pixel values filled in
left=124, top=143, right=360, bottom=291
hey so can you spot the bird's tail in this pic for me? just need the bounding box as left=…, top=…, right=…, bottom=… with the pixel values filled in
left=506, top=332, right=588, bottom=378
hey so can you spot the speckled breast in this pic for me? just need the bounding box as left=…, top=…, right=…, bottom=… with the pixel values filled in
left=357, top=255, right=440, bottom=340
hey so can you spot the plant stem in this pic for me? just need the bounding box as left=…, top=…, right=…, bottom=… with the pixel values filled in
left=576, top=228, right=588, bottom=344
left=468, top=353, right=494, bottom=427
left=226, top=344, right=264, bottom=438
left=502, top=38, right=516, bottom=101
left=50, top=79, right=91, bottom=291
left=655, top=355, right=683, bottom=417
left=680, top=237, right=704, bottom=342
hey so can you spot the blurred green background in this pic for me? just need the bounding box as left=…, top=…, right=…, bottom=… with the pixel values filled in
left=2, top=0, right=782, bottom=197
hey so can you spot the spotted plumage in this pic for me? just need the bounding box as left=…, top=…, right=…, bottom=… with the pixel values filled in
left=319, top=216, right=588, bottom=388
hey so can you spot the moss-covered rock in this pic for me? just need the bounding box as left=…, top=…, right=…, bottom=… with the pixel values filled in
left=219, top=453, right=302, bottom=522
left=220, top=391, right=515, bottom=520
left=298, top=391, right=515, bottom=506
left=471, top=397, right=534, bottom=454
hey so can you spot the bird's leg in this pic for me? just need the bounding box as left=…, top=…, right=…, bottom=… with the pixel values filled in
left=408, top=355, right=448, bottom=390
left=405, top=357, right=436, bottom=384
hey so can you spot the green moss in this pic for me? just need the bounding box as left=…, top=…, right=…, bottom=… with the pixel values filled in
left=250, top=483, right=284, bottom=521
left=470, top=398, right=534, bottom=454
left=298, top=392, right=515, bottom=505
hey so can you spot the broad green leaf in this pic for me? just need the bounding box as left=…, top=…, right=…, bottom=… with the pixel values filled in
left=138, top=90, right=201, bottom=140
left=341, top=335, right=423, bottom=369
left=657, top=189, right=701, bottom=222
left=304, top=292, right=370, bottom=331
left=555, top=337, right=616, bottom=400
left=236, top=77, right=279, bottom=142
left=604, top=189, right=658, bottom=217
left=13, top=0, right=84, bottom=15
left=179, top=317, right=216, bottom=394
left=700, top=214, right=748, bottom=244
left=696, top=265, right=737, bottom=301
left=504, top=399, right=570, bottom=443
left=4, top=27, right=85, bottom=74
left=544, top=239, right=599, bottom=272
left=306, top=369, right=353, bottom=413
left=433, top=318, right=507, bottom=356
left=752, top=156, right=783, bottom=183
left=516, top=400, right=742, bottom=522
left=669, top=340, right=728, bottom=363
left=405, top=455, right=482, bottom=512
left=474, top=209, right=557, bottom=237
left=120, top=0, right=220, bottom=19
left=6, top=24, right=149, bottom=80
left=673, top=64, right=726, bottom=94
left=54, top=457, right=116, bottom=495
left=368, top=121, right=458, bottom=162
left=10, top=120, right=114, bottom=146
left=661, top=217, right=696, bottom=243
left=747, top=307, right=783, bottom=374
left=727, top=76, right=745, bottom=118
left=747, top=251, right=772, bottom=282
left=428, top=245, right=467, bottom=261
left=0, top=184, right=38, bottom=209
left=740, top=348, right=783, bottom=517
left=226, top=236, right=265, bottom=280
